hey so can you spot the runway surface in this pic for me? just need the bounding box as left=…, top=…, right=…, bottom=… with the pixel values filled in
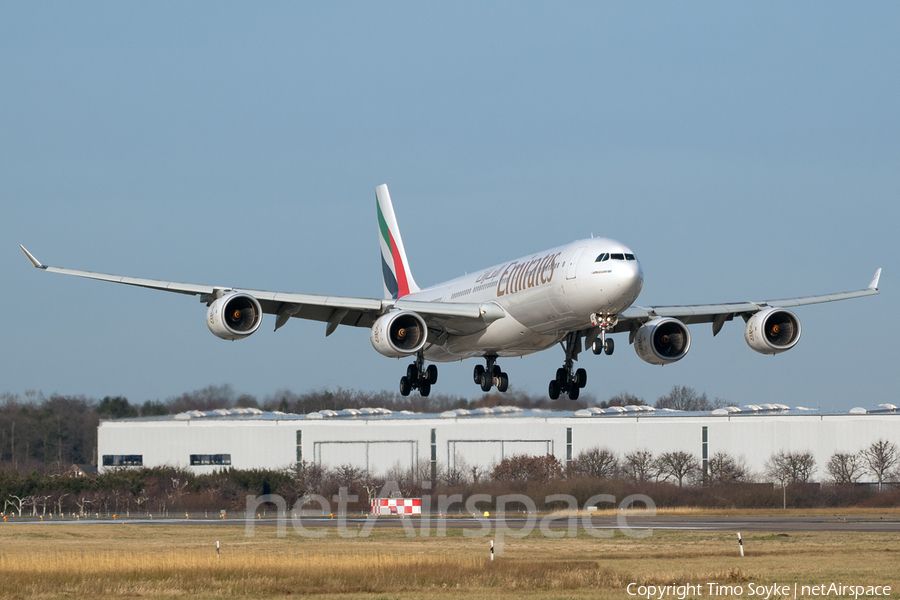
left=10, top=514, right=900, bottom=533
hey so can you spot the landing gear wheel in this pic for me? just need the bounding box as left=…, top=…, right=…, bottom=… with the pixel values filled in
left=406, top=364, right=418, bottom=384
left=419, top=382, right=431, bottom=397
left=555, top=368, right=567, bottom=385
left=604, top=338, right=614, bottom=356
left=548, top=380, right=560, bottom=400
left=568, top=385, right=580, bottom=401
left=480, top=373, right=492, bottom=393
left=592, top=339, right=603, bottom=355
left=425, top=364, right=438, bottom=384
left=399, top=376, right=412, bottom=396
left=473, top=364, right=485, bottom=384
left=498, top=372, right=509, bottom=392
left=575, top=368, right=587, bottom=389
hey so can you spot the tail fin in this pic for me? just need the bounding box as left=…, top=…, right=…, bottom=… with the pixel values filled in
left=376, top=184, right=420, bottom=299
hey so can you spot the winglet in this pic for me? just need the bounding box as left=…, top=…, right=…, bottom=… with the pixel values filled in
left=19, top=245, right=46, bottom=269
left=869, top=268, right=882, bottom=291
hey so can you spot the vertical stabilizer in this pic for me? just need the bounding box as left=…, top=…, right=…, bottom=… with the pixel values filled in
left=376, top=184, right=420, bottom=299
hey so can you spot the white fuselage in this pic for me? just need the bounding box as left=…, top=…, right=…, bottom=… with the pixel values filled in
left=403, top=238, right=644, bottom=361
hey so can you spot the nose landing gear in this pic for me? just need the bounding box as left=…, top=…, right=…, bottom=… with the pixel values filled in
left=589, top=312, right=617, bottom=356
left=399, top=352, right=438, bottom=397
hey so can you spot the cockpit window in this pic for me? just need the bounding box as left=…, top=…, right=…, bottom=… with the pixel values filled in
left=624, top=253, right=635, bottom=261
left=595, top=253, right=609, bottom=262
left=610, top=253, right=625, bottom=260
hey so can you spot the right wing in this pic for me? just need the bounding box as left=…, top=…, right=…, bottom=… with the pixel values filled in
left=612, top=268, right=882, bottom=336
left=19, top=246, right=504, bottom=336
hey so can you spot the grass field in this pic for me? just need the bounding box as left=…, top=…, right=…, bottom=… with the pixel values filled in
left=1, top=517, right=898, bottom=599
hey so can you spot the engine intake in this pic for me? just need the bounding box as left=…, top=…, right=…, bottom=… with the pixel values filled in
left=634, top=317, right=691, bottom=365
left=207, top=292, right=263, bottom=340
left=370, top=310, right=428, bottom=358
left=744, top=308, right=801, bottom=354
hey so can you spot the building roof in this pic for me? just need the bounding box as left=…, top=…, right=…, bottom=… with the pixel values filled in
left=100, top=402, right=900, bottom=425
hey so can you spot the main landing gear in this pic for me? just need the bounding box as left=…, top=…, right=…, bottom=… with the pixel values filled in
left=549, top=331, right=588, bottom=401
left=473, top=355, right=509, bottom=393
left=399, top=352, right=438, bottom=397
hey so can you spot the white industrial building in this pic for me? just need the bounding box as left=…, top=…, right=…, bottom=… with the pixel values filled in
left=97, top=403, right=900, bottom=482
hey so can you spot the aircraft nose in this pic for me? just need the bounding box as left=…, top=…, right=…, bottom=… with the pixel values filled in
left=618, top=259, right=641, bottom=281
left=631, top=259, right=643, bottom=282
left=625, top=259, right=644, bottom=298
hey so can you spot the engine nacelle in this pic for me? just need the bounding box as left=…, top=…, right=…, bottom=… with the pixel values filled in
left=206, top=292, right=263, bottom=340
left=634, top=317, right=691, bottom=365
left=744, top=308, right=801, bottom=354
left=370, top=310, right=428, bottom=358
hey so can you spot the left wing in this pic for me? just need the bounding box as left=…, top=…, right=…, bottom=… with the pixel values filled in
left=613, top=268, right=882, bottom=337
left=19, top=246, right=504, bottom=335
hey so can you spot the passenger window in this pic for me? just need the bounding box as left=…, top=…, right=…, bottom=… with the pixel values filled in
left=595, top=253, right=609, bottom=262
left=625, top=253, right=635, bottom=261
left=610, top=253, right=625, bottom=260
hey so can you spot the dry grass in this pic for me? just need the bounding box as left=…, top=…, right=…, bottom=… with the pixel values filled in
left=1, top=523, right=898, bottom=599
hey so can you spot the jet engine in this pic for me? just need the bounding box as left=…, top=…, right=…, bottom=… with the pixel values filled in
left=370, top=310, right=428, bottom=358
left=634, top=317, right=691, bottom=365
left=206, top=292, right=263, bottom=340
left=744, top=308, right=801, bottom=354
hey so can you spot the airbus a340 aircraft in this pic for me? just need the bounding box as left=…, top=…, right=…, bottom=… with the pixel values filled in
left=21, top=184, right=881, bottom=400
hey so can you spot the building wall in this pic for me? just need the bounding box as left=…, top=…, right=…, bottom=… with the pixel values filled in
left=98, top=413, right=900, bottom=480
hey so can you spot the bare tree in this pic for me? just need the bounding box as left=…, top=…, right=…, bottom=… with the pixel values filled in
left=654, top=385, right=722, bottom=412
left=24, top=496, right=39, bottom=517
left=707, top=452, right=750, bottom=485
left=132, top=489, right=150, bottom=514
left=570, top=447, right=619, bottom=479
left=826, top=452, right=865, bottom=485
left=442, top=453, right=470, bottom=486
left=165, top=384, right=239, bottom=413
left=656, top=451, right=700, bottom=486
left=320, top=463, right=367, bottom=501
left=600, top=393, right=646, bottom=408
left=167, top=476, right=189, bottom=511
left=861, top=440, right=898, bottom=492
left=491, top=454, right=563, bottom=483
left=5, top=495, right=29, bottom=517
left=54, top=493, right=70, bottom=516
left=765, top=450, right=816, bottom=509
left=469, top=464, right=484, bottom=484
left=293, top=460, right=325, bottom=497
left=75, top=496, right=92, bottom=516
left=362, top=480, right=383, bottom=506
left=623, top=449, right=657, bottom=483
left=383, top=461, right=415, bottom=491
left=787, top=451, right=816, bottom=482
left=333, top=464, right=366, bottom=487
left=35, top=495, right=52, bottom=516
left=413, top=456, right=438, bottom=484
left=765, top=451, right=793, bottom=509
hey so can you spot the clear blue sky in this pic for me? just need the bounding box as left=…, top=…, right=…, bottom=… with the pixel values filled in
left=2, top=2, right=897, bottom=411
